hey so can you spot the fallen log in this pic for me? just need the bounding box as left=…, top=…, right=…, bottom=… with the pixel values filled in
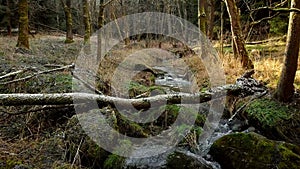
left=0, top=91, right=222, bottom=108
left=0, top=76, right=267, bottom=108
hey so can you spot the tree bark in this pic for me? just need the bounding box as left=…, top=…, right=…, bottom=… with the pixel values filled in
left=0, top=80, right=266, bottom=108
left=225, top=0, right=254, bottom=69
left=198, top=0, right=207, bottom=34
left=61, top=0, right=74, bottom=43
left=16, top=0, right=29, bottom=49
left=6, top=0, right=12, bottom=36
left=207, top=0, right=215, bottom=39
left=274, top=0, right=300, bottom=102
left=83, top=0, right=91, bottom=44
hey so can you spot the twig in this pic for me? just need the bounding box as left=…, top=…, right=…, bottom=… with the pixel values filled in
left=1, top=105, right=74, bottom=115
left=71, top=137, right=84, bottom=168
left=44, top=64, right=64, bottom=68
left=229, top=90, right=268, bottom=122
left=250, top=13, right=280, bottom=26
left=245, top=36, right=286, bottom=45
left=0, top=69, right=27, bottom=81
left=72, top=73, right=103, bottom=95
left=0, top=64, right=75, bottom=85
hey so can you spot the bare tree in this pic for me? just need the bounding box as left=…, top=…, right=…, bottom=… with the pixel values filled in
left=16, top=0, right=29, bottom=49
left=225, top=0, right=254, bottom=69
left=274, top=0, right=300, bottom=102
left=60, top=0, right=74, bottom=43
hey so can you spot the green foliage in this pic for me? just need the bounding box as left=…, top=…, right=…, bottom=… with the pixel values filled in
left=246, top=98, right=292, bottom=127
left=269, top=15, right=289, bottom=36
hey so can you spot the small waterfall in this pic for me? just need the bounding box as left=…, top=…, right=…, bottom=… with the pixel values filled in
left=125, top=58, right=232, bottom=169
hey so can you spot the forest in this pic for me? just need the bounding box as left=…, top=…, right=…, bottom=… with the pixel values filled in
left=0, top=0, right=300, bottom=169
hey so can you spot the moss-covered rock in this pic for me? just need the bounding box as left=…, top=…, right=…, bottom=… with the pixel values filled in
left=65, top=113, right=110, bottom=168
left=167, top=150, right=213, bottom=169
left=245, top=98, right=300, bottom=144
left=209, top=132, right=300, bottom=169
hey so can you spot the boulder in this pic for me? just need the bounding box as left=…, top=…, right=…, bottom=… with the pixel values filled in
left=167, top=150, right=216, bottom=169
left=209, top=132, right=300, bottom=169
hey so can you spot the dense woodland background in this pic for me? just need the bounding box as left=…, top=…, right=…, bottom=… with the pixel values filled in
left=0, top=0, right=300, bottom=169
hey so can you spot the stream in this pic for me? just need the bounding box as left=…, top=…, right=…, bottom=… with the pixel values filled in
left=125, top=59, right=233, bottom=169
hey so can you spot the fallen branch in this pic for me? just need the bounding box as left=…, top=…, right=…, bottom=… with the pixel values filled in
left=0, top=104, right=74, bottom=115
left=0, top=64, right=75, bottom=85
left=245, top=36, right=286, bottom=45
left=72, top=73, right=104, bottom=95
left=0, top=69, right=28, bottom=81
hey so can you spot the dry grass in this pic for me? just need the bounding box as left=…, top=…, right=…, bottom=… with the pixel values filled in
left=219, top=41, right=300, bottom=90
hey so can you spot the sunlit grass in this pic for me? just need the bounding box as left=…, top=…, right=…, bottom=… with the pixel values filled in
left=219, top=40, right=300, bottom=90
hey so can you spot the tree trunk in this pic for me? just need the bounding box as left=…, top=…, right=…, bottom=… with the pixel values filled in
left=198, top=0, right=207, bottom=34
left=83, top=0, right=91, bottom=44
left=98, top=0, right=105, bottom=29
left=207, top=0, right=215, bottom=39
left=16, top=0, right=29, bottom=49
left=274, top=0, right=300, bottom=102
left=6, top=0, right=12, bottom=37
left=0, top=82, right=253, bottom=107
left=61, top=0, right=74, bottom=43
left=224, top=0, right=254, bottom=69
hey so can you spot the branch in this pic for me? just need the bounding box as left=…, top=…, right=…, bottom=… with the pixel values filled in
left=1, top=104, right=74, bottom=115
left=245, top=36, right=286, bottom=45
left=102, top=0, right=115, bottom=8
left=0, top=64, right=75, bottom=85
left=0, top=69, right=27, bottom=81
left=251, top=0, right=288, bottom=13
left=253, top=7, right=300, bottom=13
left=250, top=13, right=280, bottom=26
left=72, top=72, right=104, bottom=95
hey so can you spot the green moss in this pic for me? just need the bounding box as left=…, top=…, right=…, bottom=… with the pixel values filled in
left=5, top=159, right=23, bottom=169
left=127, top=82, right=165, bottom=98
left=103, top=154, right=125, bottom=169
left=103, top=140, right=131, bottom=169
left=210, top=132, right=300, bottom=169
left=64, top=39, right=74, bottom=44
left=246, top=98, right=293, bottom=127
left=116, top=111, right=149, bottom=137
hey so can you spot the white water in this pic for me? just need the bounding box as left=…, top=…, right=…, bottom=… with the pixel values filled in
left=125, top=61, right=232, bottom=169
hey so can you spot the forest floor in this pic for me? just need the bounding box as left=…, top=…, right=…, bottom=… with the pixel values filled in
left=0, top=34, right=300, bottom=168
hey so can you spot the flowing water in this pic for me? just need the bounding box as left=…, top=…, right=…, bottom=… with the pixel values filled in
left=125, top=59, right=232, bottom=169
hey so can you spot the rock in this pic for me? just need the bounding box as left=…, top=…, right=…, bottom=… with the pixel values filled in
left=209, top=132, right=300, bottom=169
left=245, top=98, right=300, bottom=145
left=166, top=150, right=216, bottom=169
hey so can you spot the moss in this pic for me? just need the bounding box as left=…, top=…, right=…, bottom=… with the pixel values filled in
left=127, top=82, right=165, bottom=98
left=246, top=98, right=293, bottom=127
left=167, top=151, right=211, bottom=169
left=5, top=159, right=23, bottom=169
left=64, top=38, right=74, bottom=44
left=103, top=154, right=125, bottom=169
left=115, top=111, right=149, bottom=138
left=210, top=132, right=300, bottom=169
left=103, top=140, right=131, bottom=169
